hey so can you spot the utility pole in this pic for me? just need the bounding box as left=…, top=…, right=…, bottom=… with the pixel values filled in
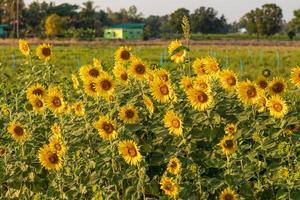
left=16, top=0, right=19, bottom=38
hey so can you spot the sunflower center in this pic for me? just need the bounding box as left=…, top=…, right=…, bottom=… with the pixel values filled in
left=89, top=83, right=96, bottom=92
left=14, top=126, right=24, bottom=136
left=171, top=119, right=181, bottom=128
left=35, top=99, right=43, bottom=108
left=54, top=143, right=62, bottom=151
left=176, top=51, right=184, bottom=57
left=121, top=73, right=128, bottom=81
left=127, top=146, right=137, bottom=157
left=227, top=127, right=234, bottom=133
left=102, top=122, right=114, bottom=134
left=170, top=161, right=177, bottom=169
left=33, top=88, right=44, bottom=96
left=197, top=91, right=208, bottom=103
left=246, top=86, right=257, bottom=98
left=135, top=64, right=146, bottom=75
left=52, top=97, right=62, bottom=107
left=273, top=103, right=283, bottom=112
left=164, top=182, right=175, bottom=191
left=42, top=47, right=51, bottom=57
left=100, top=80, right=112, bottom=91
left=271, top=82, right=284, bottom=93
left=224, top=194, right=234, bottom=200
left=287, top=124, right=296, bottom=131
left=120, top=50, right=130, bottom=60
left=161, top=74, right=169, bottom=82
left=258, top=80, right=268, bottom=89
left=224, top=140, right=234, bottom=148
left=226, top=76, right=236, bottom=86
left=199, top=83, right=208, bottom=89
left=89, top=69, right=100, bottom=77
left=160, top=85, right=169, bottom=95
left=0, top=148, right=6, bottom=156
left=125, top=110, right=135, bottom=119
left=48, top=153, right=59, bottom=164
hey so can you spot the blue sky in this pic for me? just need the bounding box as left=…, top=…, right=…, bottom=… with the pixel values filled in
left=24, top=0, right=300, bottom=22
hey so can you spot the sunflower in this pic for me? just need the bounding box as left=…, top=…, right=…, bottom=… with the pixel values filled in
left=146, top=69, right=156, bottom=83
left=38, top=144, right=62, bottom=171
left=219, top=135, right=237, bottom=155
left=219, top=70, right=238, bottom=92
left=193, top=75, right=211, bottom=92
left=268, top=77, right=286, bottom=96
left=79, top=64, right=102, bottom=83
left=93, top=116, right=118, bottom=141
left=94, top=73, right=115, bottom=98
left=192, top=58, right=207, bottom=76
left=256, top=76, right=268, bottom=90
left=115, top=46, right=132, bottom=64
left=224, top=123, right=237, bottom=135
left=29, top=96, right=46, bottom=113
left=7, top=122, right=28, bottom=142
left=1, top=104, right=10, bottom=117
left=168, top=40, right=186, bottom=63
left=26, top=83, right=47, bottom=100
left=167, top=157, right=181, bottom=175
left=19, top=39, right=30, bottom=56
left=155, top=68, right=170, bottom=82
left=187, top=88, right=213, bottom=111
left=151, top=79, right=175, bottom=103
left=285, top=124, right=297, bottom=136
left=51, top=123, right=61, bottom=136
left=113, top=64, right=129, bottom=85
left=93, top=58, right=103, bottom=68
left=118, top=140, right=142, bottom=166
left=266, top=95, right=288, bottom=119
left=129, top=57, right=148, bottom=80
left=219, top=188, right=238, bottom=200
left=160, top=177, right=179, bottom=197
left=84, top=79, right=98, bottom=98
left=236, top=80, right=261, bottom=106
left=256, top=95, right=267, bottom=112
left=46, top=87, right=65, bottom=114
left=63, top=103, right=71, bottom=115
left=290, top=66, right=300, bottom=88
left=143, top=95, right=154, bottom=114
left=204, top=56, right=220, bottom=74
left=36, top=43, right=52, bottom=61
left=71, top=74, right=80, bottom=90
left=0, top=147, right=6, bottom=157
left=180, top=76, right=194, bottom=92
left=119, top=104, right=139, bottom=124
left=163, top=110, right=183, bottom=137
left=72, top=102, right=85, bottom=116
left=49, top=135, right=66, bottom=155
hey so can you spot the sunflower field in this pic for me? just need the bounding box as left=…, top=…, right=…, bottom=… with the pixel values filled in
left=1, top=23, right=300, bottom=200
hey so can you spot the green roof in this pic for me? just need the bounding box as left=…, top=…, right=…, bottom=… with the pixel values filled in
left=109, top=23, right=145, bottom=29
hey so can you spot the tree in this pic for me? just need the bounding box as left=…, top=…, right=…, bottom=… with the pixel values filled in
left=144, top=15, right=162, bottom=39
left=0, top=0, right=25, bottom=38
left=190, top=7, right=228, bottom=34
left=169, top=8, right=190, bottom=34
left=45, top=14, right=65, bottom=37
left=288, top=9, right=300, bottom=33
left=243, top=4, right=283, bottom=39
left=261, top=4, right=283, bottom=35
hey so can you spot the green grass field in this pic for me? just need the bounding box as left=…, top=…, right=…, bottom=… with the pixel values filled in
left=1, top=45, right=299, bottom=85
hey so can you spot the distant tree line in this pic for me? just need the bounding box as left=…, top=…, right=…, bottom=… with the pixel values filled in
left=0, top=0, right=299, bottom=40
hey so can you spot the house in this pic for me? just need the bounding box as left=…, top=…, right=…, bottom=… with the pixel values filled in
left=104, top=23, right=145, bottom=40
left=0, top=24, right=9, bottom=38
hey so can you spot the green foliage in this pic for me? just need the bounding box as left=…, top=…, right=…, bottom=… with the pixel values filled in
left=169, top=8, right=190, bottom=34
left=243, top=4, right=283, bottom=38
left=64, top=28, right=96, bottom=40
